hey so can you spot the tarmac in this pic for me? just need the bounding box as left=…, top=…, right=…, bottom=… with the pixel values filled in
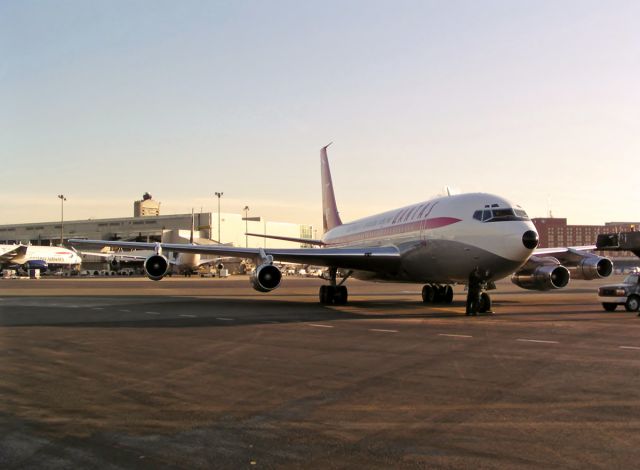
left=1, top=275, right=639, bottom=469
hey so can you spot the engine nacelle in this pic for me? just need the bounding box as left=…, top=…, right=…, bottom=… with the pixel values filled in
left=25, top=260, right=49, bottom=272
left=570, top=256, right=613, bottom=280
left=144, top=254, right=170, bottom=281
left=250, top=264, right=282, bottom=292
left=511, top=264, right=570, bottom=291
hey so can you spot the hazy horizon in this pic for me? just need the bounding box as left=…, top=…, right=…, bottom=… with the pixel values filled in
left=3, top=1, right=639, bottom=229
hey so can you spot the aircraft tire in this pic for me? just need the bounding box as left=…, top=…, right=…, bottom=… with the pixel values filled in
left=443, top=285, right=454, bottom=304
left=334, top=286, right=348, bottom=305
left=319, top=285, right=331, bottom=305
left=479, top=292, right=492, bottom=313
left=422, top=285, right=435, bottom=303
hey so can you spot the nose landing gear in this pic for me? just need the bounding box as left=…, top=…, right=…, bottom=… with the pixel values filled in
left=466, top=267, right=493, bottom=316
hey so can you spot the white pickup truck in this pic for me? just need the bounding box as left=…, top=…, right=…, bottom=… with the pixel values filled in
left=598, top=273, right=640, bottom=312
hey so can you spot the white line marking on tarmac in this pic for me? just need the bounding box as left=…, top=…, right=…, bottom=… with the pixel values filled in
left=619, top=346, right=640, bottom=350
left=146, top=311, right=161, bottom=315
left=517, top=339, right=559, bottom=344
left=308, top=324, right=334, bottom=328
left=439, top=334, right=472, bottom=338
left=369, top=329, right=398, bottom=333
left=92, top=307, right=104, bottom=310
left=119, top=309, right=130, bottom=313
left=180, top=314, right=197, bottom=318
left=216, top=317, right=234, bottom=321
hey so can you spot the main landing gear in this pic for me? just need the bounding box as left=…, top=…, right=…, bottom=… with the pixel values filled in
left=421, top=284, right=454, bottom=304
left=466, top=268, right=492, bottom=316
left=319, top=268, right=352, bottom=305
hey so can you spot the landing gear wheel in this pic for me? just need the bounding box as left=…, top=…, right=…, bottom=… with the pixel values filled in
left=319, top=285, right=333, bottom=305
left=433, top=285, right=445, bottom=303
left=625, top=295, right=640, bottom=312
left=602, top=303, right=617, bottom=312
left=479, top=292, right=492, bottom=314
left=422, top=285, right=435, bottom=303
left=319, top=285, right=348, bottom=305
left=334, top=285, right=348, bottom=305
left=443, top=285, right=454, bottom=304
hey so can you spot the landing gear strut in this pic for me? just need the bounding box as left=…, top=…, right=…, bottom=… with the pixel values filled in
left=466, top=268, right=492, bottom=316
left=319, top=268, right=352, bottom=305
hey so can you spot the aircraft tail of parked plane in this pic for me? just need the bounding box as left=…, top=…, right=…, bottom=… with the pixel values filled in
left=70, top=144, right=613, bottom=315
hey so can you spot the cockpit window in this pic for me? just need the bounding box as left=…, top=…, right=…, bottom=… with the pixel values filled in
left=472, top=207, right=530, bottom=222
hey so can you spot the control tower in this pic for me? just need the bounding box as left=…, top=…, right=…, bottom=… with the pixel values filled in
left=134, top=192, right=160, bottom=217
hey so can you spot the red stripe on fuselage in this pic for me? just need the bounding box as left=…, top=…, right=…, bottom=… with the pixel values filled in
left=326, top=217, right=462, bottom=246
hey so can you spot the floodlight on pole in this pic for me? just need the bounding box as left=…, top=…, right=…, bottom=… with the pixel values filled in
left=214, top=192, right=223, bottom=243
left=57, top=194, right=66, bottom=246
left=243, top=205, right=250, bottom=248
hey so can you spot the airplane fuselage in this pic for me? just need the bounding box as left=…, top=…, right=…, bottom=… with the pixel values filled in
left=322, top=192, right=536, bottom=284
left=0, top=245, right=82, bottom=269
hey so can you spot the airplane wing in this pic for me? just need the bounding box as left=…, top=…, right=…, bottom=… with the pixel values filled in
left=532, top=245, right=604, bottom=265
left=0, top=245, right=28, bottom=263
left=79, top=250, right=148, bottom=261
left=533, top=245, right=598, bottom=256
left=245, top=232, right=326, bottom=246
left=69, top=239, right=401, bottom=272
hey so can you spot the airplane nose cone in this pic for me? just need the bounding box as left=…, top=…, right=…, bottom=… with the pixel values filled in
left=522, top=230, right=539, bottom=249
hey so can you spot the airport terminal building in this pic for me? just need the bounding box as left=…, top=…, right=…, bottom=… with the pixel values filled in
left=532, top=218, right=640, bottom=259
left=0, top=194, right=315, bottom=249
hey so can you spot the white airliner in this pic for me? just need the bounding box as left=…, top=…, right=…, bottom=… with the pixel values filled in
left=0, top=244, right=82, bottom=272
left=70, top=144, right=612, bottom=314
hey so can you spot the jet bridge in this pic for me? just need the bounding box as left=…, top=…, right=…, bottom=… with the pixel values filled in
left=596, top=231, right=640, bottom=258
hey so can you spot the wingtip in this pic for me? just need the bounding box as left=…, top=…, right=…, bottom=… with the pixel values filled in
left=321, top=142, right=333, bottom=151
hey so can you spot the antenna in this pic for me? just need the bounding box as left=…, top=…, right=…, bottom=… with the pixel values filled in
left=190, top=208, right=195, bottom=244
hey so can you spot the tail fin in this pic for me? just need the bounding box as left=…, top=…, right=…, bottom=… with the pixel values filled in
left=320, top=143, right=343, bottom=233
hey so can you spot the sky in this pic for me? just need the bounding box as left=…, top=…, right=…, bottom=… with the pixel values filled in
left=2, top=0, right=639, bottom=230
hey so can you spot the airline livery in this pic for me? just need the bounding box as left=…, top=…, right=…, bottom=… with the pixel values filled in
left=70, top=145, right=612, bottom=315
left=0, top=244, right=82, bottom=272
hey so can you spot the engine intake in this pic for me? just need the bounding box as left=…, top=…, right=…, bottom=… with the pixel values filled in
left=511, top=264, right=570, bottom=291
left=250, top=264, right=282, bottom=292
left=570, top=256, right=613, bottom=280
left=144, top=255, right=170, bottom=281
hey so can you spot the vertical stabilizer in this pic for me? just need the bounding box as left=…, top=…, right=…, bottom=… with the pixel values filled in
left=320, top=143, right=343, bottom=233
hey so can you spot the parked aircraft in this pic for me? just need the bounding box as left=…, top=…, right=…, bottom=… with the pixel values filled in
left=70, top=144, right=612, bottom=314
left=0, top=244, right=82, bottom=272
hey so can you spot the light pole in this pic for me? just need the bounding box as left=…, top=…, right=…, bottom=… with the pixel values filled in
left=57, top=194, right=66, bottom=246
left=243, top=205, right=250, bottom=248
left=214, top=192, right=223, bottom=243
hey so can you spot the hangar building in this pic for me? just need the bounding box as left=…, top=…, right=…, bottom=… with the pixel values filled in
left=0, top=194, right=315, bottom=249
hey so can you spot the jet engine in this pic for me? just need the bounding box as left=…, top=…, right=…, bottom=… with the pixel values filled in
left=144, top=254, right=170, bottom=281
left=250, top=264, right=282, bottom=292
left=511, top=257, right=570, bottom=291
left=25, top=260, right=48, bottom=272
left=569, top=255, right=613, bottom=280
